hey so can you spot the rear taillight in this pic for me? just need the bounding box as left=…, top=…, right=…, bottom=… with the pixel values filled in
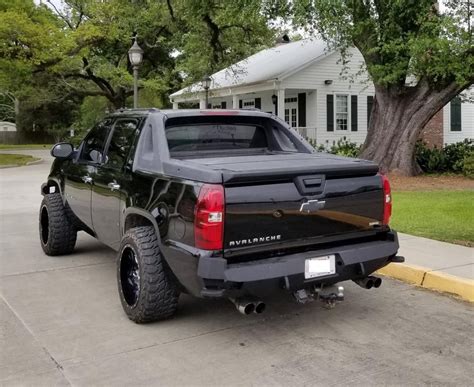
left=380, top=173, right=392, bottom=225
left=194, top=184, right=224, bottom=250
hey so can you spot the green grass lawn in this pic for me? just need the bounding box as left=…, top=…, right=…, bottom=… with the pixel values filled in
left=0, top=144, right=52, bottom=150
left=0, top=153, right=40, bottom=167
left=391, top=190, right=474, bottom=246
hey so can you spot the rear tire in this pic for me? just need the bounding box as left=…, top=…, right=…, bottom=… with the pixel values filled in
left=39, top=193, right=77, bottom=255
left=117, top=226, right=179, bottom=323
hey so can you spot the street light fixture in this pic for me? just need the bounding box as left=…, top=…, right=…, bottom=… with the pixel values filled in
left=128, top=37, right=144, bottom=109
left=202, top=75, right=212, bottom=109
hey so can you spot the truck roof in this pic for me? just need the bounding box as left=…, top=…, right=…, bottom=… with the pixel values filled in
left=109, top=108, right=274, bottom=120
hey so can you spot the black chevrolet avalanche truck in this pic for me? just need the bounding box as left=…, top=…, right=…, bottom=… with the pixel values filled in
left=39, top=109, right=403, bottom=323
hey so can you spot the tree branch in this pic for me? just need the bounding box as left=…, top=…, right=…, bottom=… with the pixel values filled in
left=46, top=0, right=74, bottom=29
left=166, top=0, right=176, bottom=21
left=81, top=57, right=116, bottom=97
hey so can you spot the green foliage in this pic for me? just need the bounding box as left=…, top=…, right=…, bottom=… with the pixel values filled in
left=328, top=138, right=361, bottom=158
left=309, top=137, right=361, bottom=158
left=462, top=153, right=474, bottom=179
left=0, top=0, right=277, bottom=140
left=289, top=0, right=473, bottom=89
left=444, top=140, right=474, bottom=173
left=415, top=139, right=474, bottom=174
left=73, top=96, right=109, bottom=133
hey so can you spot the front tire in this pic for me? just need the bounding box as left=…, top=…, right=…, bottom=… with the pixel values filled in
left=117, top=226, right=179, bottom=323
left=39, top=193, right=77, bottom=255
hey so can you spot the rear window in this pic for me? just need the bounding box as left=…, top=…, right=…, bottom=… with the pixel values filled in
left=166, top=124, right=268, bottom=152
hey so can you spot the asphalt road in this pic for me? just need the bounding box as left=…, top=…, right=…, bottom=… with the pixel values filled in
left=1, top=150, right=473, bottom=386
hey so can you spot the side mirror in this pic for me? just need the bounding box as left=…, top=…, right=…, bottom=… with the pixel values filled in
left=51, top=142, right=74, bottom=159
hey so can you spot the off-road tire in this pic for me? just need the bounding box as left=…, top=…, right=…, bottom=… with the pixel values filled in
left=117, top=226, right=179, bottom=323
left=39, top=193, right=77, bottom=255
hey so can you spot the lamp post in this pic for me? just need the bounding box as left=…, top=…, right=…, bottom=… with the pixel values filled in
left=202, top=75, right=211, bottom=109
left=128, top=37, right=144, bottom=109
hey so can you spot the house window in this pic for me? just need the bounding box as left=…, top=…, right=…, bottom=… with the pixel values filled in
left=335, top=95, right=348, bottom=130
left=284, top=97, right=297, bottom=103
left=450, top=96, right=462, bottom=131
left=291, top=108, right=297, bottom=127
left=243, top=99, right=255, bottom=107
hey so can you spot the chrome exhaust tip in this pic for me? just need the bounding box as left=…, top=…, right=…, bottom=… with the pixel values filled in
left=229, top=298, right=255, bottom=315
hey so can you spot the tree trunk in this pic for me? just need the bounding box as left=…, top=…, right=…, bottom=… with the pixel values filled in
left=360, top=82, right=465, bottom=176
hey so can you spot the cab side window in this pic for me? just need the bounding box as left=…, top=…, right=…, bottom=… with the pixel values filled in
left=104, top=119, right=139, bottom=170
left=81, top=119, right=114, bottom=163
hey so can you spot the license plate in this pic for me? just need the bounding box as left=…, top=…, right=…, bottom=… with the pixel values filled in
left=305, top=255, right=336, bottom=279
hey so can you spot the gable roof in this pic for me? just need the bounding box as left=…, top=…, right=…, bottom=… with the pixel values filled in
left=170, top=39, right=332, bottom=98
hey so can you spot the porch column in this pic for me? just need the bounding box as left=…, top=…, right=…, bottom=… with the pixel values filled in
left=172, top=102, right=179, bottom=110
left=199, top=97, right=206, bottom=109
left=232, top=95, right=239, bottom=109
left=277, top=89, right=285, bottom=120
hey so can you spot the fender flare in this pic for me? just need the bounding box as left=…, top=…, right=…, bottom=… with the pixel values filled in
left=122, top=207, right=162, bottom=244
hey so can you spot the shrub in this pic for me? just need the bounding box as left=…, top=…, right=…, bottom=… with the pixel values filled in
left=462, top=153, right=474, bottom=178
left=329, top=138, right=361, bottom=158
left=443, top=139, right=473, bottom=173
left=416, top=139, right=473, bottom=174
left=415, top=142, right=447, bottom=173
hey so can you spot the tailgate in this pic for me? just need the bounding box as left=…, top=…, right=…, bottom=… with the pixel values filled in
left=223, top=172, right=384, bottom=257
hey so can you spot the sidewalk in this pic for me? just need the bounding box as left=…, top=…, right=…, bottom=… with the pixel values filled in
left=378, top=233, right=474, bottom=302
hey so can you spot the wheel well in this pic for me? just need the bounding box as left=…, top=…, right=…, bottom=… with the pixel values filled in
left=42, top=181, right=60, bottom=195
left=124, top=213, right=155, bottom=233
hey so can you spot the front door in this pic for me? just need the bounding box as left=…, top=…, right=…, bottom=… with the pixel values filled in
left=63, top=118, right=114, bottom=229
left=284, top=97, right=298, bottom=128
left=91, top=118, right=140, bottom=250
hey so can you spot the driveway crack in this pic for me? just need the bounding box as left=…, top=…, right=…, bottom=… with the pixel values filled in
left=0, top=294, right=72, bottom=386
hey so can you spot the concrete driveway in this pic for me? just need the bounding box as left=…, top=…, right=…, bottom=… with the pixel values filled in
left=1, top=150, right=473, bottom=386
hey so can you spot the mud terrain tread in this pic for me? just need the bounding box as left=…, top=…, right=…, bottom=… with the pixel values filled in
left=39, top=193, right=77, bottom=255
left=118, top=226, right=179, bottom=323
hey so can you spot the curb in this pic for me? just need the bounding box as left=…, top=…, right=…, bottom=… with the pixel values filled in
left=26, top=158, right=43, bottom=166
left=0, top=157, right=42, bottom=169
left=377, top=263, right=474, bottom=302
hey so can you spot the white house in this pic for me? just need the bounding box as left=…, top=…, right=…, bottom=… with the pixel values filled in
left=443, top=90, right=474, bottom=144
left=0, top=121, right=16, bottom=132
left=170, top=38, right=473, bottom=147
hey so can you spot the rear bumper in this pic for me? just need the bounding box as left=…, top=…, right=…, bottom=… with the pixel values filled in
left=197, top=231, right=401, bottom=297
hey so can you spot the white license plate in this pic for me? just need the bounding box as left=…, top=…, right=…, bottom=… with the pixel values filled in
left=305, top=255, right=336, bottom=279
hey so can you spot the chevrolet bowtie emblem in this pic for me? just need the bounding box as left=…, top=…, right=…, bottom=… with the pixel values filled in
left=300, top=199, right=326, bottom=213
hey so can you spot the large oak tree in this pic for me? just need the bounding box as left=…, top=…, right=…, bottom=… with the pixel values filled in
left=289, top=0, right=473, bottom=175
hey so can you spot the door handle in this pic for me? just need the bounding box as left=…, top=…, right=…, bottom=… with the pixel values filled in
left=82, top=175, right=93, bottom=184
left=108, top=182, right=121, bottom=191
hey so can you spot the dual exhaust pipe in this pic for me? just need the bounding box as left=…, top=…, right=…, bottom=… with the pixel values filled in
left=354, top=276, right=382, bottom=289
left=230, top=297, right=266, bottom=315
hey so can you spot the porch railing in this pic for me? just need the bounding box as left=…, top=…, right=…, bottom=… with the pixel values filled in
left=294, top=127, right=317, bottom=144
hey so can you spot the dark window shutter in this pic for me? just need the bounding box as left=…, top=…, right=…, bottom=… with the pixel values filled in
left=450, top=96, right=462, bottom=131
left=239, top=99, right=242, bottom=109
left=221, top=101, right=227, bottom=109
left=298, top=93, right=306, bottom=127
left=254, top=98, right=261, bottom=109
left=326, top=94, right=334, bottom=131
left=351, top=95, right=358, bottom=131
left=367, top=96, right=374, bottom=128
